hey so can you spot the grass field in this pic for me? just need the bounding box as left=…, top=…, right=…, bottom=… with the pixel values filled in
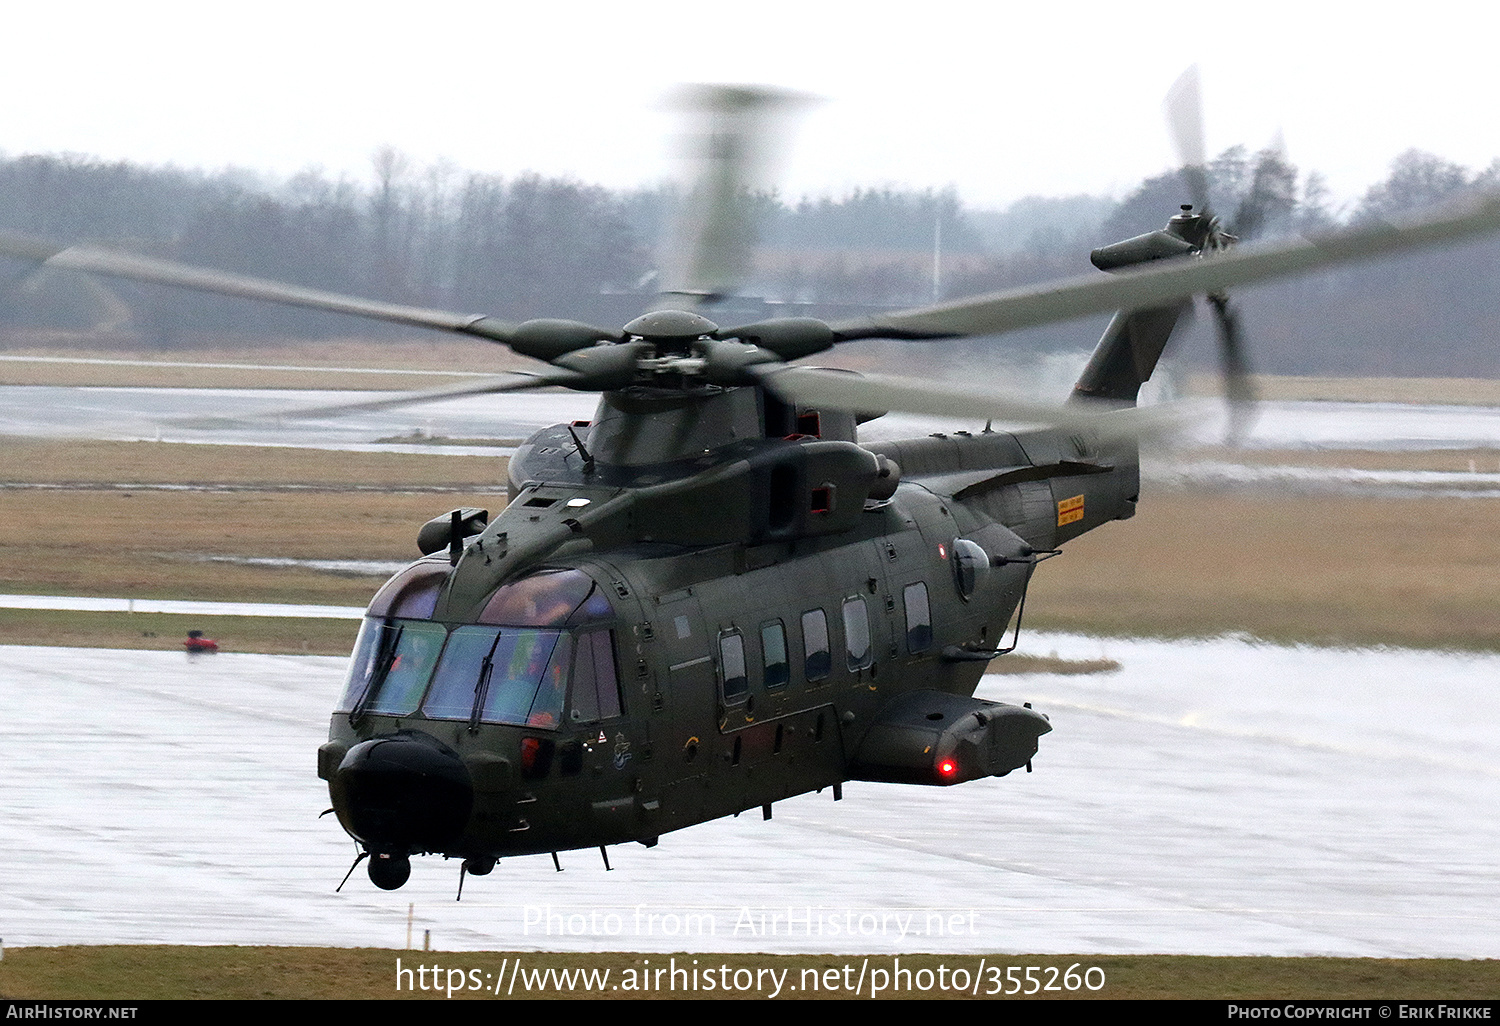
left=1024, top=491, right=1500, bottom=650
left=0, top=338, right=537, bottom=390
left=0, top=436, right=509, bottom=486
left=0, top=608, right=359, bottom=654
left=2, top=946, right=1497, bottom=1000
left=0, top=440, right=504, bottom=604
left=0, top=488, right=492, bottom=603
left=0, top=440, right=509, bottom=651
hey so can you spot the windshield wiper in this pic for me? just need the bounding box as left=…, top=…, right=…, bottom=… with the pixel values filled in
left=351, top=621, right=405, bottom=725
left=468, top=630, right=506, bottom=735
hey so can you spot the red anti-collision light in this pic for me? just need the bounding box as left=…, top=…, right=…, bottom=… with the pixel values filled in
left=937, top=757, right=958, bottom=778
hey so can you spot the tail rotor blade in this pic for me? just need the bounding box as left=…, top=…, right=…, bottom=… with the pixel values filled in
left=1164, top=64, right=1212, bottom=217
left=1206, top=292, right=1257, bottom=443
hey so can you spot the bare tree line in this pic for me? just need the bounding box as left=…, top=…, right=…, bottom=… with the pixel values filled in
left=1, top=145, right=1497, bottom=376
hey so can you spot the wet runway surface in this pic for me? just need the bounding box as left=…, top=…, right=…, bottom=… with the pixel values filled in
left=4, top=634, right=1497, bottom=956
left=0, top=385, right=599, bottom=455
left=1144, top=457, right=1500, bottom=498
left=4, top=384, right=1500, bottom=452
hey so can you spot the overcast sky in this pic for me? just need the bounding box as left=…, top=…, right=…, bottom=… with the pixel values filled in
left=5, top=1, right=1496, bottom=213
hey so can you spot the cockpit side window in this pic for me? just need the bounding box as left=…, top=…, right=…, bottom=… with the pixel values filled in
left=525, top=637, right=571, bottom=728
left=337, top=617, right=384, bottom=713
left=569, top=630, right=622, bottom=723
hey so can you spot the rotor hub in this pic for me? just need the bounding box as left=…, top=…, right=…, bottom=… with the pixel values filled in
left=623, top=310, right=719, bottom=341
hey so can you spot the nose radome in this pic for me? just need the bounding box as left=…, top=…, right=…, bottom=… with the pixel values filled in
left=330, top=732, right=473, bottom=855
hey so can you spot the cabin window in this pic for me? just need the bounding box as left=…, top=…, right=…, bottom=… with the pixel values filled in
left=719, top=631, right=748, bottom=704
left=903, top=582, right=933, bottom=653
left=569, top=630, right=623, bottom=722
left=843, top=597, right=872, bottom=672
left=341, top=618, right=447, bottom=717
left=802, top=608, right=830, bottom=681
left=761, top=620, right=789, bottom=689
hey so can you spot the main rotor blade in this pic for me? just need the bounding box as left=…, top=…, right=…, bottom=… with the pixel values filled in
left=0, top=230, right=519, bottom=345
left=826, top=191, right=1500, bottom=343
left=658, top=85, right=814, bottom=306
left=752, top=364, right=1192, bottom=440
left=178, top=369, right=583, bottom=427
left=754, top=365, right=1062, bottom=423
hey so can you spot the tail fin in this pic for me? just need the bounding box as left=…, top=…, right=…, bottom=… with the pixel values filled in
left=1070, top=220, right=1200, bottom=404
left=1069, top=302, right=1187, bottom=404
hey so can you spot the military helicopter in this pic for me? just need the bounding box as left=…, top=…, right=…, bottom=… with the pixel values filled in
left=4, top=80, right=1500, bottom=893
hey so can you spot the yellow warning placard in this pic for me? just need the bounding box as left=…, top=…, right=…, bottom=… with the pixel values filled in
left=1057, top=494, right=1085, bottom=526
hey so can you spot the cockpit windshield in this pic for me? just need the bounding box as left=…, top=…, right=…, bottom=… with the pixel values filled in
left=337, top=569, right=622, bottom=729
left=336, top=618, right=446, bottom=716
left=423, top=626, right=568, bottom=727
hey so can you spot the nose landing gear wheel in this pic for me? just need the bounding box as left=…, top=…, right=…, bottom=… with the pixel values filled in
left=369, top=852, right=411, bottom=890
